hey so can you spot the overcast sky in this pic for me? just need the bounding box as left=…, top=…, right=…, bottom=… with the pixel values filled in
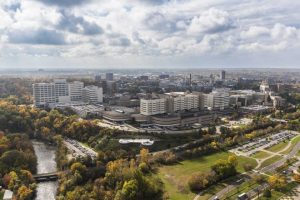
left=0, top=0, right=300, bottom=69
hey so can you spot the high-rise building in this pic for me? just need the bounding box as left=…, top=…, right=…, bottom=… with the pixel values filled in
left=32, top=83, right=56, bottom=107
left=164, top=92, right=199, bottom=112
left=106, top=73, right=114, bottom=81
left=220, top=70, right=226, bottom=80
left=54, top=79, right=69, bottom=97
left=140, top=98, right=167, bottom=116
left=107, top=81, right=117, bottom=96
left=140, top=92, right=203, bottom=116
left=82, top=86, right=103, bottom=103
left=69, top=81, right=84, bottom=101
left=204, top=88, right=230, bottom=110
left=95, top=75, right=102, bottom=82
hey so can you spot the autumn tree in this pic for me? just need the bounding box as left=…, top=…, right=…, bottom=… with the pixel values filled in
left=268, top=175, right=287, bottom=191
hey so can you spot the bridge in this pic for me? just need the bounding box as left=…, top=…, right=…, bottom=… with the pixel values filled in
left=33, top=172, right=60, bottom=182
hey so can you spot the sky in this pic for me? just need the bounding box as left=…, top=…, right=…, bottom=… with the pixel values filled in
left=0, top=0, right=300, bottom=69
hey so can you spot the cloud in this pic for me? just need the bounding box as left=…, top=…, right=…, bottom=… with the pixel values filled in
left=1, top=0, right=300, bottom=68
left=57, top=10, right=104, bottom=35
left=9, top=29, right=66, bottom=45
left=109, top=37, right=131, bottom=47
left=37, top=0, right=90, bottom=7
left=187, top=8, right=235, bottom=35
left=144, top=12, right=178, bottom=33
left=241, top=23, right=298, bottom=40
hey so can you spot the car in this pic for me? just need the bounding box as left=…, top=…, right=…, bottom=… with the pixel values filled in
left=237, top=193, right=249, bottom=200
left=213, top=196, right=219, bottom=200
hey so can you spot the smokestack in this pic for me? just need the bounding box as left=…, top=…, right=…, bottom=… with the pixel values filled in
left=190, top=73, right=192, bottom=86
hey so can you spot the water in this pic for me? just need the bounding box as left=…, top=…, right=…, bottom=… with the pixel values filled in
left=32, top=141, right=58, bottom=200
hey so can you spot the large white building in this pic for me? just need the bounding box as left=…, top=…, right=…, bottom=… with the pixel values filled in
left=140, top=98, right=167, bottom=116
left=33, top=79, right=103, bottom=107
left=82, top=86, right=103, bottom=103
left=204, top=89, right=230, bottom=110
left=140, top=92, right=201, bottom=116
left=165, top=92, right=199, bottom=112
left=54, top=79, right=69, bottom=97
left=32, top=83, right=56, bottom=107
left=69, top=81, right=84, bottom=101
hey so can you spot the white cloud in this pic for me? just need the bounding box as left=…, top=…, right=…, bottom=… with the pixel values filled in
left=187, top=8, right=235, bottom=35
left=0, top=0, right=300, bottom=68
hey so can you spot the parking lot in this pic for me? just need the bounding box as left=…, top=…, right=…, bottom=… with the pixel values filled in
left=231, top=131, right=297, bottom=157
left=64, top=138, right=97, bottom=160
left=98, top=120, right=139, bottom=132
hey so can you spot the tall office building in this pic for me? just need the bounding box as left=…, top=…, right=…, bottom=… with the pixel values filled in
left=95, top=75, right=102, bottom=82
left=82, top=86, right=103, bottom=103
left=69, top=81, right=84, bottom=101
left=204, top=89, right=230, bottom=110
left=220, top=70, right=226, bottom=80
left=106, top=73, right=114, bottom=81
left=32, top=83, right=56, bottom=107
left=107, top=81, right=117, bottom=96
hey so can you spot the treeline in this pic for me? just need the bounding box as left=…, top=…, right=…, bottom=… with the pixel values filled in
left=57, top=149, right=164, bottom=200
left=0, top=78, right=33, bottom=104
left=0, top=132, right=37, bottom=200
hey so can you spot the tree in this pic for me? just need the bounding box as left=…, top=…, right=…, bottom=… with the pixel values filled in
left=70, top=162, right=87, bottom=175
left=208, top=126, right=216, bottom=134
left=116, top=179, right=139, bottom=200
left=220, top=126, right=231, bottom=135
left=188, top=173, right=210, bottom=191
left=263, top=188, right=271, bottom=198
left=243, top=163, right=254, bottom=172
left=253, top=174, right=265, bottom=184
left=228, top=155, right=238, bottom=167
left=293, top=173, right=300, bottom=183
left=17, top=185, right=33, bottom=200
left=268, top=175, right=287, bottom=191
left=140, top=148, right=149, bottom=164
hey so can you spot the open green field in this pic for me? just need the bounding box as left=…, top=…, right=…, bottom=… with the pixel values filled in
left=259, top=155, right=282, bottom=169
left=252, top=151, right=271, bottom=159
left=265, top=141, right=289, bottom=153
left=158, top=151, right=258, bottom=200
left=281, top=135, right=300, bottom=154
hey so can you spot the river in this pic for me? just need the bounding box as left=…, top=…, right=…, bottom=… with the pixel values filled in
left=32, top=141, right=58, bottom=200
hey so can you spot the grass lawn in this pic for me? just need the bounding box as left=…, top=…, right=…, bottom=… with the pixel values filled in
left=265, top=141, right=289, bottom=153
left=0, top=190, right=3, bottom=200
left=252, top=151, right=271, bottom=159
left=158, top=151, right=258, bottom=200
left=259, top=155, right=282, bottom=169
left=281, top=135, right=300, bottom=154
